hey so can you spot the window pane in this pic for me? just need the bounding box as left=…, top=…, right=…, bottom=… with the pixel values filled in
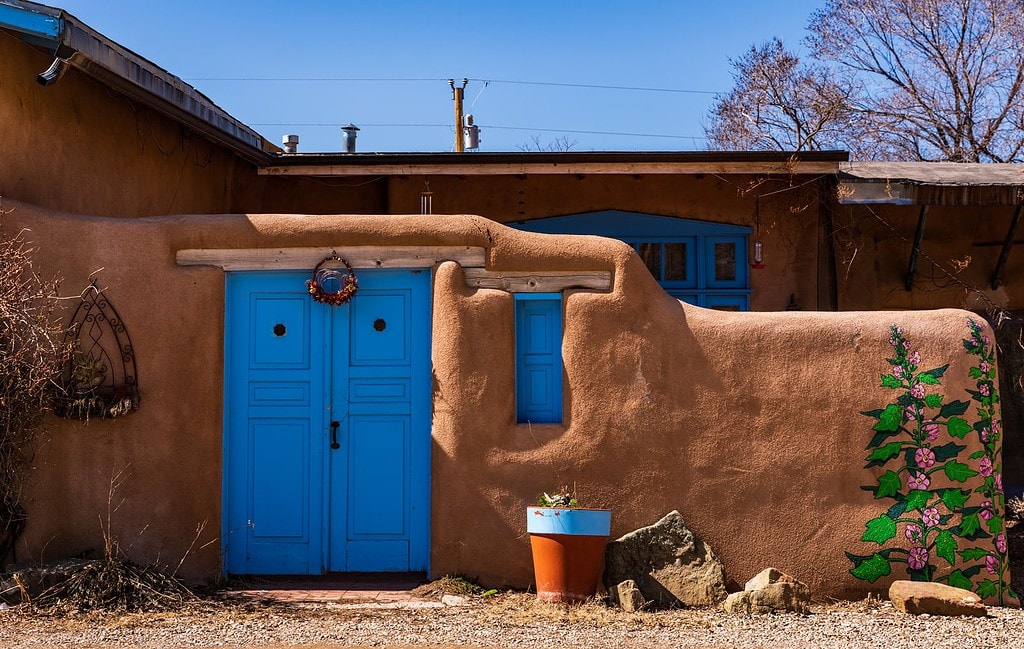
left=638, top=243, right=662, bottom=280
left=714, top=242, right=736, bottom=281
left=664, top=243, right=687, bottom=281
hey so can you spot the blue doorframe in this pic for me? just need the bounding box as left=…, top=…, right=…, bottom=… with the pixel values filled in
left=223, top=268, right=431, bottom=575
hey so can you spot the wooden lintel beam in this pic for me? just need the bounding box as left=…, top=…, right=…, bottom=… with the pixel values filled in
left=991, top=205, right=1023, bottom=290
left=176, top=246, right=487, bottom=271
left=258, top=162, right=841, bottom=177
left=905, top=205, right=929, bottom=291
left=463, top=269, right=612, bottom=293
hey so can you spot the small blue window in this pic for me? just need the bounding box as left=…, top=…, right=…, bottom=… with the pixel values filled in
left=515, top=294, right=563, bottom=423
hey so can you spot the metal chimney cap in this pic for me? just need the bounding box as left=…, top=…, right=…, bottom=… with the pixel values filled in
left=282, top=134, right=299, bottom=145
left=341, top=123, right=360, bottom=132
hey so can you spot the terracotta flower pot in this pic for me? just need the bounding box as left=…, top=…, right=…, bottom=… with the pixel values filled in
left=526, top=507, right=612, bottom=603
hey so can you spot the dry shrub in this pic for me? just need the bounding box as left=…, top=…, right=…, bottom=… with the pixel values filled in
left=0, top=208, right=70, bottom=567
left=32, top=557, right=196, bottom=614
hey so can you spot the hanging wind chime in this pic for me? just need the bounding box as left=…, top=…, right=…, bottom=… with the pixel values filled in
left=751, top=197, right=765, bottom=269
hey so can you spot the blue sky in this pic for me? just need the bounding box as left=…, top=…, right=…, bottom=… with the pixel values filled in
left=53, top=1, right=825, bottom=153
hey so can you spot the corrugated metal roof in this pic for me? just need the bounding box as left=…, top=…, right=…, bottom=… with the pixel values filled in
left=839, top=162, right=1024, bottom=206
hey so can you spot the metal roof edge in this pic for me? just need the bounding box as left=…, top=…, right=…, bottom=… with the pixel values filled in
left=267, top=150, right=850, bottom=166
left=0, top=0, right=279, bottom=164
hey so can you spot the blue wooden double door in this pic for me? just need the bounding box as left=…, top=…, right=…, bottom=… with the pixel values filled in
left=223, top=269, right=431, bottom=574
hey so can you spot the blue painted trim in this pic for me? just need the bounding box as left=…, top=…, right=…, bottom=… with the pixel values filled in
left=526, top=508, right=611, bottom=536
left=514, top=210, right=752, bottom=238
left=0, top=5, right=60, bottom=43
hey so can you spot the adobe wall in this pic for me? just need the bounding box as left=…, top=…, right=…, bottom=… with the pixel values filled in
left=836, top=202, right=1024, bottom=485
left=3, top=199, right=1015, bottom=605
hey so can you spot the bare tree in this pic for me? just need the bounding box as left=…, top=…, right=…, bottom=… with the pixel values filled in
left=707, top=0, right=1024, bottom=162
left=516, top=134, right=578, bottom=152
left=706, top=38, right=855, bottom=152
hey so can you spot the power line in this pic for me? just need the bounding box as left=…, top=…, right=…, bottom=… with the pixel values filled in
left=186, top=76, right=723, bottom=95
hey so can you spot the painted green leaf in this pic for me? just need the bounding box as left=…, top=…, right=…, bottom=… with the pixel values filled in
left=946, top=570, right=974, bottom=591
left=887, top=500, right=908, bottom=519
left=874, top=405, right=902, bottom=432
left=867, top=429, right=900, bottom=450
left=850, top=553, right=892, bottom=582
left=943, top=460, right=979, bottom=482
left=862, top=515, right=897, bottom=544
left=968, top=450, right=985, bottom=459
left=861, top=408, right=885, bottom=419
left=959, top=547, right=991, bottom=561
left=939, top=400, right=970, bottom=418
left=988, top=515, right=1003, bottom=535
left=924, top=393, right=943, bottom=408
left=976, top=579, right=998, bottom=599
left=904, top=489, right=932, bottom=511
left=922, top=364, right=948, bottom=379
left=868, top=442, right=905, bottom=463
left=917, top=373, right=940, bottom=385
left=935, top=530, right=957, bottom=566
left=876, top=471, right=902, bottom=499
left=960, top=513, right=981, bottom=538
left=941, top=488, right=970, bottom=510
left=946, top=417, right=972, bottom=439
left=969, top=367, right=983, bottom=379
left=881, top=375, right=902, bottom=389
left=931, top=442, right=966, bottom=462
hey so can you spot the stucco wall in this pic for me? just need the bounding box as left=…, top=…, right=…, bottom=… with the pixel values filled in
left=0, top=32, right=246, bottom=217
left=4, top=199, right=1015, bottom=605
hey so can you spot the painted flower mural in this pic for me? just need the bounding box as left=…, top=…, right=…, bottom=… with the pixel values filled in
left=847, top=321, right=1018, bottom=605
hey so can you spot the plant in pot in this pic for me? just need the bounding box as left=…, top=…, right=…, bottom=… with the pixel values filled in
left=527, top=487, right=611, bottom=603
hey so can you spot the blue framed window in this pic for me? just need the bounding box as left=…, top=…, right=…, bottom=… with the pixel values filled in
left=512, top=211, right=752, bottom=311
left=515, top=294, right=563, bottom=423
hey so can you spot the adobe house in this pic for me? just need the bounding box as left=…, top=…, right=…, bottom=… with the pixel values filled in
left=0, top=1, right=1018, bottom=604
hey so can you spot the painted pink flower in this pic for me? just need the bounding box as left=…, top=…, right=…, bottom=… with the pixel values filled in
left=993, top=419, right=1001, bottom=434
left=908, top=547, right=929, bottom=570
left=985, top=554, right=999, bottom=574
left=980, top=501, right=994, bottom=521
left=905, top=405, right=922, bottom=422
left=997, top=533, right=1007, bottom=554
left=903, top=340, right=912, bottom=351
left=983, top=335, right=990, bottom=345
left=915, top=447, right=936, bottom=469
left=905, top=523, right=923, bottom=543
left=922, top=508, right=940, bottom=527
left=980, top=360, right=990, bottom=373
left=995, top=474, right=1003, bottom=493
left=907, top=472, right=930, bottom=490
left=923, top=423, right=940, bottom=441
left=980, top=383, right=990, bottom=397
left=910, top=383, right=926, bottom=399
left=981, top=427, right=990, bottom=442
left=908, top=351, right=921, bottom=366
left=893, top=365, right=904, bottom=378
left=980, top=456, right=993, bottom=477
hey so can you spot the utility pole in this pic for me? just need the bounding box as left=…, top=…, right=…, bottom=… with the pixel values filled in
left=449, top=78, right=468, bottom=152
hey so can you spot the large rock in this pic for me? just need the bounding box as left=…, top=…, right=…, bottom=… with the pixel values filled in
left=604, top=511, right=727, bottom=608
left=724, top=568, right=810, bottom=614
left=889, top=580, right=987, bottom=617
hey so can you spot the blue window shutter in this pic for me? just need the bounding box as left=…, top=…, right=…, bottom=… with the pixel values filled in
left=515, top=294, right=563, bottom=423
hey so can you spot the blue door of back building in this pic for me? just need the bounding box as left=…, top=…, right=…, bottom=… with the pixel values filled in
left=223, top=268, right=430, bottom=574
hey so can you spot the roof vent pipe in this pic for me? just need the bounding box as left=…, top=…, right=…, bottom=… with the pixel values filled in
left=37, top=57, right=71, bottom=86
left=282, top=134, right=299, bottom=154
left=341, top=124, right=360, bottom=153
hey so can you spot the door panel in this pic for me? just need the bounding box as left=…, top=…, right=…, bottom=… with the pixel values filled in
left=224, top=269, right=429, bottom=575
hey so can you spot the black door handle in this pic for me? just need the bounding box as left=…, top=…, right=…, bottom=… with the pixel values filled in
left=330, top=420, right=340, bottom=450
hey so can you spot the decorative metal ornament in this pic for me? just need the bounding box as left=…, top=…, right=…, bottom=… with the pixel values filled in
left=56, top=282, right=140, bottom=419
left=307, top=255, right=359, bottom=306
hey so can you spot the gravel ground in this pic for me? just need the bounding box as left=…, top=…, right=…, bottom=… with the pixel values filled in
left=1, top=594, right=1022, bottom=649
